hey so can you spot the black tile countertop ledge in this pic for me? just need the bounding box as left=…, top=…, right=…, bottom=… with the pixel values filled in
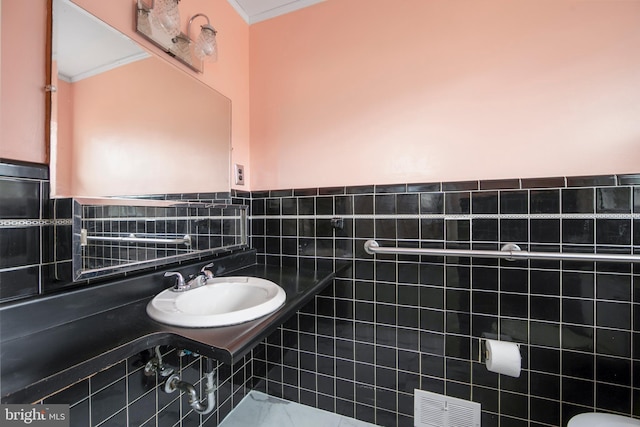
left=0, top=253, right=336, bottom=404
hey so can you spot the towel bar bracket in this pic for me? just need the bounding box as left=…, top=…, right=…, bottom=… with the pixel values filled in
left=500, top=243, right=521, bottom=261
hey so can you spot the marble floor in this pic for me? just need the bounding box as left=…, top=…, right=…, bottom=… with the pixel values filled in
left=219, top=391, right=379, bottom=427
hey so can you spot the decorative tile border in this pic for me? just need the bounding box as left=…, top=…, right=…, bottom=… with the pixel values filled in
left=0, top=219, right=72, bottom=227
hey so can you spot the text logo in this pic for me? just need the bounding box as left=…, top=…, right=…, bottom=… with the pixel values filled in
left=0, top=405, right=69, bottom=426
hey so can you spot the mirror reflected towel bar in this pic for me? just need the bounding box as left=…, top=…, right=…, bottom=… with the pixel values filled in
left=80, top=229, right=191, bottom=247
left=364, top=240, right=640, bottom=263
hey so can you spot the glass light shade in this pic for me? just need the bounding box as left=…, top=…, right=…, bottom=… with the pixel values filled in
left=151, top=0, right=181, bottom=38
left=194, top=26, right=217, bottom=62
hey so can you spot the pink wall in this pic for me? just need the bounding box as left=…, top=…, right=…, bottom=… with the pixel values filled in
left=65, top=57, right=230, bottom=196
left=72, top=0, right=251, bottom=190
left=3, top=0, right=640, bottom=192
left=0, top=0, right=48, bottom=163
left=1, top=0, right=250, bottom=192
left=249, top=0, right=640, bottom=190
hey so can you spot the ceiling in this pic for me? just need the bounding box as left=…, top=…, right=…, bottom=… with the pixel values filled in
left=227, top=0, right=324, bottom=24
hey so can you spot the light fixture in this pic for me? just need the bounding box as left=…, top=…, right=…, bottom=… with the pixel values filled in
left=172, top=13, right=218, bottom=64
left=188, top=14, right=218, bottom=62
left=150, top=0, right=181, bottom=38
left=136, top=0, right=219, bottom=73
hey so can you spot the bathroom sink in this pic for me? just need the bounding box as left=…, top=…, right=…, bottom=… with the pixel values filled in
left=146, top=276, right=286, bottom=328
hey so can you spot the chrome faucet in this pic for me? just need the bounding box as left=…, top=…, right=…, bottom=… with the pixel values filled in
left=200, top=262, right=214, bottom=279
left=164, top=263, right=215, bottom=292
left=164, top=271, right=205, bottom=292
left=164, top=272, right=188, bottom=291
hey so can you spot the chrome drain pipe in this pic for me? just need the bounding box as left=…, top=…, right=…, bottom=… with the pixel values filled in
left=164, top=369, right=216, bottom=415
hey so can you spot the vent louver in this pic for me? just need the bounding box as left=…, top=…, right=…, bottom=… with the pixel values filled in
left=414, top=389, right=481, bottom=427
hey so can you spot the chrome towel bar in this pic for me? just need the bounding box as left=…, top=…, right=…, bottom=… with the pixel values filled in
left=364, top=240, right=640, bottom=263
left=80, top=229, right=192, bottom=247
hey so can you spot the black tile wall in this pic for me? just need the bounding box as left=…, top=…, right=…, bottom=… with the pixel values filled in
left=0, top=159, right=238, bottom=301
left=40, top=347, right=253, bottom=427
left=249, top=175, right=640, bottom=427
left=1, top=162, right=251, bottom=427
left=80, top=203, right=243, bottom=272
left=5, top=161, right=640, bottom=427
left=0, top=161, right=66, bottom=301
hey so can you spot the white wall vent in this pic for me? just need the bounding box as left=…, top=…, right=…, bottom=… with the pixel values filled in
left=414, top=389, right=481, bottom=427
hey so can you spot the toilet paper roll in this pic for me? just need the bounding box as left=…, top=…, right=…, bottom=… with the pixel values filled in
left=485, top=339, right=521, bottom=378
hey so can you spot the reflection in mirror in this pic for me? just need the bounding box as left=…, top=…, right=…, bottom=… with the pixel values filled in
left=73, top=197, right=248, bottom=281
left=51, top=0, right=231, bottom=198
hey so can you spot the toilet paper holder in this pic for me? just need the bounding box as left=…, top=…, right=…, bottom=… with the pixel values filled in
left=478, top=337, right=521, bottom=362
left=480, top=337, right=522, bottom=378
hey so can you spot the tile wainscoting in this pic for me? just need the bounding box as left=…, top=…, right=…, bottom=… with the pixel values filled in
left=0, top=160, right=236, bottom=302
left=40, top=347, right=253, bottom=427
left=3, top=160, right=640, bottom=427
left=0, top=161, right=71, bottom=300
left=247, top=175, right=640, bottom=427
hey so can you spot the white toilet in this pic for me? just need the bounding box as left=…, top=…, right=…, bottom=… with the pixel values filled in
left=568, top=413, right=640, bottom=427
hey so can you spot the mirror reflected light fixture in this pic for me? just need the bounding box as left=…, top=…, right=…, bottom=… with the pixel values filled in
left=136, top=0, right=218, bottom=73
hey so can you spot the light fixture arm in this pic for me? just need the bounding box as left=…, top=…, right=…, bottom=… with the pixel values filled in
left=187, top=13, right=217, bottom=40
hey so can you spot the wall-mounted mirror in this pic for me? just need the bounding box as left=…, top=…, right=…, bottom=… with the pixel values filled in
left=50, top=0, right=231, bottom=198
left=73, top=197, right=248, bottom=281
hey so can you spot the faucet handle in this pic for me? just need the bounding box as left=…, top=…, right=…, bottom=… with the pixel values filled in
left=200, top=263, right=214, bottom=279
left=164, top=272, right=186, bottom=290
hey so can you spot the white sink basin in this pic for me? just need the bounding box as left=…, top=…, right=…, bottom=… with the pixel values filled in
left=147, top=276, right=286, bottom=327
